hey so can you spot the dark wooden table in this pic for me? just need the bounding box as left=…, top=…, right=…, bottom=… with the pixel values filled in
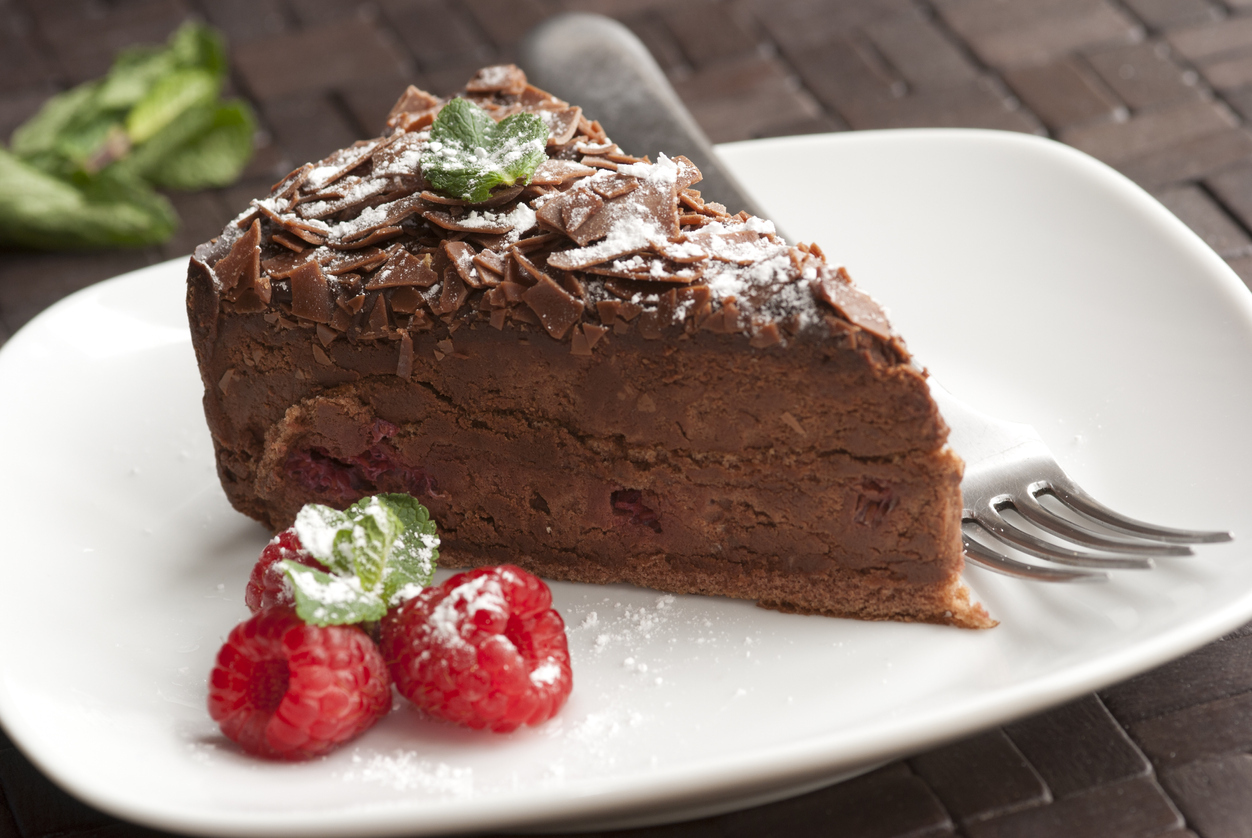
left=3, top=1, right=1252, bottom=836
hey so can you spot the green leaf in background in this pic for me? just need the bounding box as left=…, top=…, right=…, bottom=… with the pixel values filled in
left=421, top=97, right=548, bottom=203
left=9, top=82, right=102, bottom=162
left=0, top=148, right=176, bottom=249
left=126, top=69, right=220, bottom=144
left=144, top=101, right=255, bottom=190
left=1, top=20, right=253, bottom=250
left=114, top=101, right=216, bottom=184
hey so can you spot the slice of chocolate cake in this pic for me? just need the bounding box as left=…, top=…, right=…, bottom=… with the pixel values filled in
left=187, top=65, right=993, bottom=628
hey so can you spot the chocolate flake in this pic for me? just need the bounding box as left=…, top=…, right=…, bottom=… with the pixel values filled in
left=289, top=261, right=333, bottom=324
left=397, top=331, right=414, bottom=379
left=523, top=274, right=584, bottom=339
left=215, top=220, right=271, bottom=312
left=812, top=267, right=894, bottom=342
left=443, top=240, right=485, bottom=288
left=368, top=248, right=440, bottom=289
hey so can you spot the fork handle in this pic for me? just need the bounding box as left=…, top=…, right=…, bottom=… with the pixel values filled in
left=517, top=12, right=772, bottom=222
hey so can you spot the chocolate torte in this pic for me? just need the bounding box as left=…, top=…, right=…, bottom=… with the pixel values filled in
left=187, top=65, right=992, bottom=628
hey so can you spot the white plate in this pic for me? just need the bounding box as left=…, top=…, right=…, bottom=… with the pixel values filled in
left=1, top=130, right=1251, bottom=837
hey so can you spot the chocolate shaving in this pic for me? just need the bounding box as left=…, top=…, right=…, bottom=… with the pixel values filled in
left=367, top=248, right=440, bottom=289
left=303, top=138, right=384, bottom=194
left=372, top=131, right=424, bottom=177
left=253, top=199, right=328, bottom=245
left=423, top=209, right=513, bottom=235
left=465, top=64, right=528, bottom=96
left=328, top=225, right=404, bottom=249
left=522, top=274, right=584, bottom=339
left=811, top=268, right=894, bottom=342
left=596, top=299, right=642, bottom=322
left=397, top=331, right=414, bottom=378
left=590, top=174, right=640, bottom=201
left=331, top=194, right=428, bottom=244
left=271, top=164, right=312, bottom=206
left=272, top=231, right=307, bottom=253
left=531, top=159, right=595, bottom=185
left=390, top=287, right=423, bottom=313
left=749, top=321, right=782, bottom=348
left=585, top=255, right=702, bottom=284
left=443, top=240, right=486, bottom=288
left=296, top=176, right=392, bottom=220
left=215, top=220, right=271, bottom=312
left=317, top=247, right=388, bottom=276
left=289, top=261, right=333, bottom=324
left=511, top=232, right=561, bottom=253
left=472, top=249, right=506, bottom=277
left=583, top=322, right=608, bottom=348
left=367, top=294, right=390, bottom=333
left=434, top=270, right=470, bottom=314
left=561, top=190, right=605, bottom=241
left=386, top=85, right=441, bottom=131
left=540, top=106, right=582, bottom=146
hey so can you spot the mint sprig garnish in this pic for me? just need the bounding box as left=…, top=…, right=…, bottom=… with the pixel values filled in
left=420, top=97, right=548, bottom=203
left=283, top=494, right=440, bottom=627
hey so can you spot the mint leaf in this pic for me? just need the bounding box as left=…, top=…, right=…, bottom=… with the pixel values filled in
left=375, top=494, right=440, bottom=604
left=280, top=561, right=387, bottom=627
left=293, top=503, right=355, bottom=576
left=285, top=494, right=441, bottom=623
left=421, top=97, right=548, bottom=203
left=339, top=496, right=400, bottom=590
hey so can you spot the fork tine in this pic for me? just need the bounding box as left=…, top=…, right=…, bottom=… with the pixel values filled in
left=971, top=509, right=1155, bottom=569
left=962, top=532, right=1107, bottom=582
left=1044, top=477, right=1233, bottom=545
left=1012, top=492, right=1194, bottom=557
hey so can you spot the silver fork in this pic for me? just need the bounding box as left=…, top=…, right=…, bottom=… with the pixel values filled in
left=931, top=383, right=1232, bottom=581
left=520, top=14, right=1235, bottom=582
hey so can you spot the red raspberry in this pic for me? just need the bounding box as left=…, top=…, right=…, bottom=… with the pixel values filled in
left=380, top=565, right=572, bottom=733
left=245, top=529, right=325, bottom=613
left=208, top=607, right=391, bottom=760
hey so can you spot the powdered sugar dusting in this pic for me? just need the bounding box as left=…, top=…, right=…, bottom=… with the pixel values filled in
left=530, top=659, right=562, bottom=686
left=429, top=574, right=507, bottom=649
left=340, top=750, right=474, bottom=796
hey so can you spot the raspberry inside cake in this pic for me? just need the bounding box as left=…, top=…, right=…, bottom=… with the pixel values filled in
left=186, top=65, right=993, bottom=628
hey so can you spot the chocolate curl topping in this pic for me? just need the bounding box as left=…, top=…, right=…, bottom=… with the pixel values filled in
left=523, top=273, right=585, bottom=339
left=811, top=267, right=894, bottom=342
left=289, top=261, right=334, bottom=324
left=205, top=65, right=890, bottom=358
left=216, top=220, right=271, bottom=313
left=367, top=248, right=439, bottom=289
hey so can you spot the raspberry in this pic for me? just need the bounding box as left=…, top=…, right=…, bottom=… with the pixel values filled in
left=208, top=606, right=391, bottom=760
left=245, top=529, right=325, bottom=613
left=380, top=565, right=572, bottom=733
